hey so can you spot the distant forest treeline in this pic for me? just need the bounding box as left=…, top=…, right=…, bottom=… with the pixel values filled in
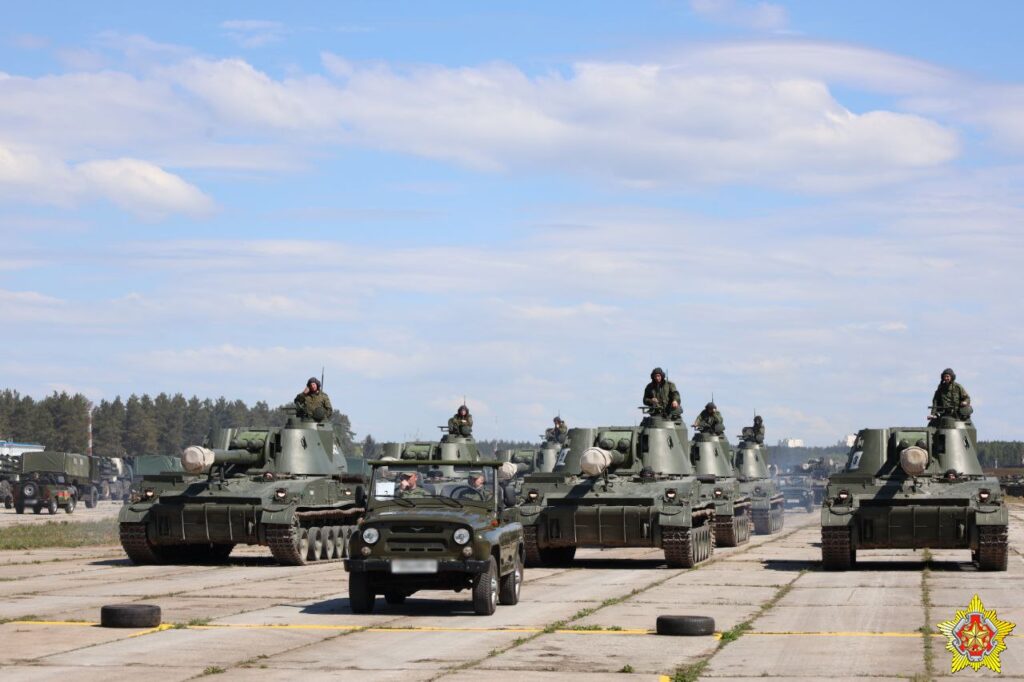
left=2, top=389, right=1021, bottom=466
left=0, top=389, right=355, bottom=457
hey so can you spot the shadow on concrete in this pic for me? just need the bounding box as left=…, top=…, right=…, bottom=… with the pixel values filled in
left=303, top=596, right=481, bottom=617
left=762, top=558, right=973, bottom=572
left=90, top=555, right=281, bottom=568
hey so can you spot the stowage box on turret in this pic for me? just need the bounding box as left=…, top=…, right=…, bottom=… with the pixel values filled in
left=118, top=409, right=365, bottom=565
left=821, top=417, right=1008, bottom=571
left=517, top=410, right=717, bottom=568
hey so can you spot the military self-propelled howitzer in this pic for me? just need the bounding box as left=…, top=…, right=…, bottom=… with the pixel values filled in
left=119, top=409, right=365, bottom=565
left=733, top=427, right=784, bottom=534
left=821, top=417, right=1009, bottom=571
left=690, top=432, right=753, bottom=546
left=518, top=408, right=717, bottom=568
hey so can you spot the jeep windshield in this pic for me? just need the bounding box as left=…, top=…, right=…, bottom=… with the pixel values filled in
left=368, top=461, right=498, bottom=512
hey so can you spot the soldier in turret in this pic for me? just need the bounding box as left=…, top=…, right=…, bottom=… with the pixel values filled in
left=751, top=415, right=765, bottom=444
left=294, top=377, right=333, bottom=421
left=693, top=402, right=725, bottom=435
left=643, top=367, right=681, bottom=419
left=448, top=405, right=474, bottom=436
left=545, top=417, right=568, bottom=444
left=930, top=368, right=972, bottom=422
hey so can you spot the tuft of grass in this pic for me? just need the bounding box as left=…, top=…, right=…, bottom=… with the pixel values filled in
left=672, top=661, right=708, bottom=682
left=0, top=520, right=119, bottom=550
left=718, top=621, right=752, bottom=644
left=187, top=618, right=211, bottom=627
left=201, top=666, right=225, bottom=676
left=920, top=557, right=935, bottom=680
left=0, top=615, right=39, bottom=625
left=618, top=663, right=634, bottom=673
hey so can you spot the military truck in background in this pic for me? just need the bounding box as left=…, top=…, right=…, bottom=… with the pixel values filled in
left=119, top=409, right=366, bottom=565
left=518, top=409, right=717, bottom=568
left=1, top=454, right=19, bottom=509
left=346, top=459, right=524, bottom=615
left=690, top=432, right=752, bottom=546
left=780, top=458, right=836, bottom=512
left=733, top=427, right=784, bottom=534
left=821, top=417, right=1009, bottom=571
left=14, top=451, right=89, bottom=514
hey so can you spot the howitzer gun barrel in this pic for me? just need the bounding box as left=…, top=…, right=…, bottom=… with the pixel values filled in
left=580, top=447, right=627, bottom=476
left=181, top=446, right=263, bottom=474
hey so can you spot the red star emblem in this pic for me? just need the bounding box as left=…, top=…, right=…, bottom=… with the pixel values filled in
left=955, top=614, right=995, bottom=658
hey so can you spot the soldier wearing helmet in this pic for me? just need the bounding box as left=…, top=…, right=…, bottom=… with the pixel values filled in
left=750, top=415, right=765, bottom=444
left=930, top=368, right=972, bottom=422
left=693, top=402, right=725, bottom=435
left=643, top=367, right=681, bottom=419
left=448, top=405, right=474, bottom=436
left=545, top=416, right=568, bottom=444
left=294, top=377, right=333, bottom=421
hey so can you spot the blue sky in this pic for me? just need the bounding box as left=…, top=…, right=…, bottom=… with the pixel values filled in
left=2, top=1, right=1023, bottom=446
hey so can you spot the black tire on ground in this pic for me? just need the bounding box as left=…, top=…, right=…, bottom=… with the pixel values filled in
left=3, top=497, right=11, bottom=510
left=498, top=553, right=523, bottom=606
left=656, top=615, right=716, bottom=636
left=348, top=571, right=375, bottom=614
left=47, top=499, right=58, bottom=515
left=65, top=497, right=76, bottom=514
left=33, top=505, right=42, bottom=514
left=472, top=556, right=499, bottom=615
left=384, top=591, right=407, bottom=605
left=100, top=604, right=162, bottom=628
left=85, top=488, right=97, bottom=509
left=15, top=503, right=24, bottom=514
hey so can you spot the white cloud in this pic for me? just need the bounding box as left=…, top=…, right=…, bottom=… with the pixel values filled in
left=76, top=158, right=214, bottom=218
left=690, top=0, right=788, bottom=32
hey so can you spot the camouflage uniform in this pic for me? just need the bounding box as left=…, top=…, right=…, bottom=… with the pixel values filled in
left=294, top=390, right=333, bottom=421
left=693, top=405, right=725, bottom=435
left=448, top=408, right=474, bottom=436
left=545, top=420, right=568, bottom=444
left=931, top=368, right=971, bottom=420
left=751, top=420, right=766, bottom=445
left=643, top=367, right=682, bottom=419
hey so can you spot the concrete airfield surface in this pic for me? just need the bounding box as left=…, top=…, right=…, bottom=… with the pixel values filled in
left=0, top=501, right=121, bottom=528
left=0, top=507, right=1021, bottom=681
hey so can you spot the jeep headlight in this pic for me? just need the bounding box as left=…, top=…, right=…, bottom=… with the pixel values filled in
left=453, top=528, right=471, bottom=545
left=362, top=527, right=380, bottom=545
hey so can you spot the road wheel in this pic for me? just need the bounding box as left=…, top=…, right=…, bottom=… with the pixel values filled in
left=321, top=527, right=336, bottom=560
left=498, top=553, right=522, bottom=605
left=65, top=497, right=77, bottom=514
left=333, top=526, right=346, bottom=558
left=472, top=556, right=499, bottom=615
left=47, top=499, right=58, bottom=515
left=656, top=615, right=715, bottom=636
left=306, top=527, right=323, bottom=562
left=348, top=571, right=375, bottom=614
left=100, top=604, right=162, bottom=628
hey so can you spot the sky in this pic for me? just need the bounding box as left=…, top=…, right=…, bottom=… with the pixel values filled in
left=2, top=1, right=1023, bottom=446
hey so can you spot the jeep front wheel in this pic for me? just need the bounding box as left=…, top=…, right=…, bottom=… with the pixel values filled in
left=472, top=556, right=499, bottom=615
left=498, top=553, right=522, bottom=605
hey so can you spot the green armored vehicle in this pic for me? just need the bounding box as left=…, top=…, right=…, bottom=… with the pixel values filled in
left=119, top=409, right=365, bottom=565
left=14, top=451, right=87, bottom=514
left=733, top=428, right=784, bottom=534
left=128, top=455, right=195, bottom=504
left=690, top=432, right=753, bottom=545
left=346, top=459, right=524, bottom=615
left=519, top=410, right=716, bottom=568
left=821, top=417, right=1008, bottom=571
left=779, top=465, right=816, bottom=513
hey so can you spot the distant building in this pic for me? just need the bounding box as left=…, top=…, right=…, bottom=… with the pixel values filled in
left=777, top=438, right=805, bottom=448
left=0, top=441, right=45, bottom=457
left=840, top=434, right=857, bottom=447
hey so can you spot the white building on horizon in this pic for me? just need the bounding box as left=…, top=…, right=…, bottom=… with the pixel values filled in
left=777, top=438, right=805, bottom=448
